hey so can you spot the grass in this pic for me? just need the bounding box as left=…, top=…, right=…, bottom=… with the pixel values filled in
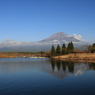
left=0, top=52, right=33, bottom=58
left=52, top=53, right=95, bottom=60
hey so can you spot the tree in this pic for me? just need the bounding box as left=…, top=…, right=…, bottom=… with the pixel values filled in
left=56, top=45, right=61, bottom=55
left=67, top=42, right=74, bottom=53
left=70, top=42, right=74, bottom=53
left=40, top=51, right=44, bottom=56
left=51, top=45, right=56, bottom=56
left=88, top=43, right=95, bottom=53
left=91, top=43, right=95, bottom=53
left=62, top=44, right=67, bottom=55
left=67, top=42, right=71, bottom=53
left=92, top=43, right=95, bottom=53
left=93, top=43, right=95, bottom=46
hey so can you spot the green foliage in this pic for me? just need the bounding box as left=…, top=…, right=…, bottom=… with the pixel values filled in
left=51, top=45, right=56, bottom=56
left=70, top=42, right=74, bottom=53
left=51, top=42, right=74, bottom=56
left=67, top=42, right=74, bottom=53
left=91, top=43, right=95, bottom=53
left=93, top=43, right=95, bottom=47
left=56, top=45, right=61, bottom=55
left=88, top=43, right=95, bottom=53
left=62, top=44, right=67, bottom=55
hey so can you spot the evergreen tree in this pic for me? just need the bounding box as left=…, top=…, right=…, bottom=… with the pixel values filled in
left=67, top=42, right=74, bottom=53
left=93, top=43, right=95, bottom=47
left=67, top=42, right=71, bottom=53
left=70, top=42, right=74, bottom=53
left=56, top=45, right=61, bottom=55
left=91, top=43, right=95, bottom=53
left=62, top=44, right=67, bottom=55
left=51, top=45, right=56, bottom=56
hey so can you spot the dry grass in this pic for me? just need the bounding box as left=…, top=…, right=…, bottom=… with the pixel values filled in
left=52, top=53, right=95, bottom=60
left=0, top=52, right=33, bottom=58
left=0, top=52, right=50, bottom=58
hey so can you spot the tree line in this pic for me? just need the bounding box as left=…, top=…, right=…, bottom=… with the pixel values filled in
left=88, top=43, right=95, bottom=53
left=51, top=42, right=74, bottom=56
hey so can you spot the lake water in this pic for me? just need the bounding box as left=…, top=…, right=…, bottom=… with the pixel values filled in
left=0, top=58, right=95, bottom=95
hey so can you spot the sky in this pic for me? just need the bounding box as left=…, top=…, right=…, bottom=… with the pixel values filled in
left=0, top=0, right=95, bottom=42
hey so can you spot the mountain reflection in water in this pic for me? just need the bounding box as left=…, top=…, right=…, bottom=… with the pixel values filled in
left=50, top=59, right=95, bottom=79
left=0, top=58, right=95, bottom=80
left=0, top=58, right=95, bottom=95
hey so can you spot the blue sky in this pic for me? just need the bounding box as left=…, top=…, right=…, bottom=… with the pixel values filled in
left=0, top=0, right=95, bottom=42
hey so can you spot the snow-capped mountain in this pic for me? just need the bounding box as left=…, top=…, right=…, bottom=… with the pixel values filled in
left=41, top=32, right=79, bottom=42
left=0, top=32, right=88, bottom=52
left=39, top=32, right=82, bottom=44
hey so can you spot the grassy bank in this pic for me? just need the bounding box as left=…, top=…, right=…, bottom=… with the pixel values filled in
left=0, top=52, right=50, bottom=58
left=52, top=53, right=95, bottom=60
left=0, top=52, right=33, bottom=58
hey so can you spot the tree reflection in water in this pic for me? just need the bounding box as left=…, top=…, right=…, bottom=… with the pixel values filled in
left=51, top=59, right=95, bottom=74
left=56, top=60, right=61, bottom=71
left=51, top=59, right=74, bottom=73
left=88, top=62, right=95, bottom=70
left=62, top=61, right=66, bottom=71
left=67, top=61, right=74, bottom=73
left=51, top=59, right=56, bottom=71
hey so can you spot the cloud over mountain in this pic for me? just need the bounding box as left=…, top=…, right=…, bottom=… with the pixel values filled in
left=0, top=32, right=89, bottom=52
left=0, top=39, right=32, bottom=48
left=72, top=34, right=83, bottom=41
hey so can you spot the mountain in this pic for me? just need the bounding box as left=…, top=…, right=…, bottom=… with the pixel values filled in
left=40, top=32, right=80, bottom=43
left=0, top=32, right=88, bottom=52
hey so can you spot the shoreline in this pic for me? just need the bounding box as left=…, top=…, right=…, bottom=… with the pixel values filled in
left=52, top=58, right=95, bottom=63
left=51, top=53, right=95, bottom=62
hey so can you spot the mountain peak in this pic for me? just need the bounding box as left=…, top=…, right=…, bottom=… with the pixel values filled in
left=53, top=32, right=68, bottom=36
left=41, top=32, right=79, bottom=42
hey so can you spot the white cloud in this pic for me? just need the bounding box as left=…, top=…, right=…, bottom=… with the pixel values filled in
left=73, top=34, right=82, bottom=40
left=73, top=63, right=89, bottom=76
left=0, top=33, right=87, bottom=48
left=72, top=34, right=87, bottom=42
left=53, top=40, right=58, bottom=42
left=0, top=39, right=32, bottom=47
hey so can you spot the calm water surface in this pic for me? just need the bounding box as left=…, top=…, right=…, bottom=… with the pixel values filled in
left=0, top=58, right=95, bottom=95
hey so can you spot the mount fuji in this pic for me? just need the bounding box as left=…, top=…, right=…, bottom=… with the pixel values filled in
left=0, top=32, right=88, bottom=52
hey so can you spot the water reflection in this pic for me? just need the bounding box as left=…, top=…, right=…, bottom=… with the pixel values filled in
left=62, top=61, right=66, bottom=71
left=0, top=58, right=50, bottom=74
left=51, top=59, right=75, bottom=73
left=88, top=62, right=95, bottom=70
left=0, top=58, right=95, bottom=80
left=50, top=59, right=95, bottom=79
left=0, top=58, right=95, bottom=95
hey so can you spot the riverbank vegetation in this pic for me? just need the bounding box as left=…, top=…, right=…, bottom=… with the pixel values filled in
left=51, top=42, right=74, bottom=56
left=0, top=42, right=95, bottom=59
left=52, top=53, right=95, bottom=60
left=51, top=42, right=95, bottom=60
left=0, top=52, right=50, bottom=58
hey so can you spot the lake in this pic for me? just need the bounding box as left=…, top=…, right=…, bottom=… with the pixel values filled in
left=0, top=58, right=95, bottom=95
